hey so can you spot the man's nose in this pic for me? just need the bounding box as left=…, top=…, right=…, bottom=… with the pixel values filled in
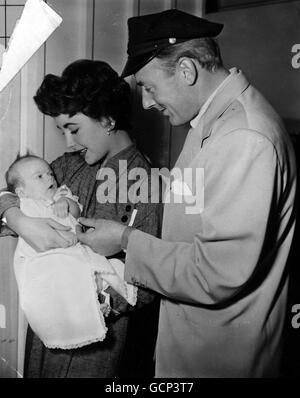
left=142, top=88, right=156, bottom=110
left=64, top=130, right=77, bottom=148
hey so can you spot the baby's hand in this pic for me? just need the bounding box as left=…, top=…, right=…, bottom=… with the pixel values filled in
left=52, top=198, right=70, bottom=219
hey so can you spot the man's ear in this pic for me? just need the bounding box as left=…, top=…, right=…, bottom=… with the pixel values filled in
left=177, top=57, right=198, bottom=86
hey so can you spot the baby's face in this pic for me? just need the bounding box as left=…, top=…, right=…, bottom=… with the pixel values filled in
left=18, top=158, right=57, bottom=201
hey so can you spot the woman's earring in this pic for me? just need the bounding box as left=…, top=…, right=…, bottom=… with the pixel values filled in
left=106, top=120, right=115, bottom=135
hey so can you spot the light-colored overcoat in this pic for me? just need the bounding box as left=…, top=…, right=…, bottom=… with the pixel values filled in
left=125, top=69, right=297, bottom=377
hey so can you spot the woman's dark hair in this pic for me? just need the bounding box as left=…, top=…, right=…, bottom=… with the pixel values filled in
left=34, top=59, right=132, bottom=130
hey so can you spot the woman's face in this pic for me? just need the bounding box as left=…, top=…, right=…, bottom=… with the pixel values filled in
left=54, top=113, right=112, bottom=165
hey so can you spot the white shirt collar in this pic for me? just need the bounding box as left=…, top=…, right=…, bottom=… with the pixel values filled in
left=190, top=67, right=238, bottom=129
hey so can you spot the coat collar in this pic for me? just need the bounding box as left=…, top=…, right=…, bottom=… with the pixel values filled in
left=192, top=68, right=250, bottom=147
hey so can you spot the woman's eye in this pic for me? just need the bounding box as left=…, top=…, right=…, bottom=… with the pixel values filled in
left=70, top=129, right=79, bottom=135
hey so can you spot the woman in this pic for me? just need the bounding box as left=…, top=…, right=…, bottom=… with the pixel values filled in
left=0, top=59, right=161, bottom=377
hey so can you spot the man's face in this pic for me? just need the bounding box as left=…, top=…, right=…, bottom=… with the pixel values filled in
left=135, top=58, right=197, bottom=126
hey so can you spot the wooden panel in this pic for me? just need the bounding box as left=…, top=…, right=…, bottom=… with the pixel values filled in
left=131, top=1, right=205, bottom=168
left=0, top=77, right=21, bottom=378
left=206, top=0, right=288, bottom=13
left=176, top=0, right=205, bottom=13
left=206, top=1, right=300, bottom=120
left=20, top=48, right=45, bottom=158
left=0, top=238, right=19, bottom=378
left=1, top=0, right=94, bottom=378
left=0, top=78, right=21, bottom=179
left=130, top=0, right=172, bottom=168
left=93, top=0, right=135, bottom=74
left=0, top=2, right=45, bottom=378
left=43, top=0, right=94, bottom=163
left=16, top=47, right=46, bottom=379
left=91, top=0, right=171, bottom=167
left=139, top=0, right=172, bottom=14
left=45, top=0, right=94, bottom=74
left=91, top=0, right=205, bottom=169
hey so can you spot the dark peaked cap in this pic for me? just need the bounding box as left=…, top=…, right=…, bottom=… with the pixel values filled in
left=121, top=9, right=223, bottom=78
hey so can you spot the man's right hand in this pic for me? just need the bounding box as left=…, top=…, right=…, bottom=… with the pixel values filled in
left=4, top=207, right=75, bottom=252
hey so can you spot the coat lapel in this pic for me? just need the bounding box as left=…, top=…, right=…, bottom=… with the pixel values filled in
left=174, top=69, right=250, bottom=169
left=200, top=69, right=250, bottom=147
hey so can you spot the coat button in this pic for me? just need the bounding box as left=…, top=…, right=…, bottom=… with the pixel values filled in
left=125, top=205, right=131, bottom=212
left=121, top=215, right=128, bottom=223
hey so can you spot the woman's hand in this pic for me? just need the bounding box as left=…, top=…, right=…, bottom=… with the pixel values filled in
left=4, top=207, right=75, bottom=252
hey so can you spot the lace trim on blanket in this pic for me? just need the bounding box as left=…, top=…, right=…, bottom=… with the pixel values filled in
left=82, top=245, right=137, bottom=306
left=45, top=247, right=108, bottom=350
left=45, top=334, right=106, bottom=350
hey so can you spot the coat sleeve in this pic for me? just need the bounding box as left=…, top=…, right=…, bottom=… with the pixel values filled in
left=124, top=130, right=282, bottom=306
left=129, top=199, right=162, bottom=309
left=0, top=192, right=20, bottom=237
left=0, top=191, right=20, bottom=217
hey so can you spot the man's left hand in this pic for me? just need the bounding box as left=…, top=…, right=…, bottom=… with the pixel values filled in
left=76, top=217, right=126, bottom=256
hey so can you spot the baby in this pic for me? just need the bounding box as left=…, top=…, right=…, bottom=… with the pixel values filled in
left=5, top=154, right=137, bottom=349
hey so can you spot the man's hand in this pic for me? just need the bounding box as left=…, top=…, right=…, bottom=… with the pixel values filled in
left=76, top=217, right=126, bottom=256
left=52, top=198, right=69, bottom=219
left=5, top=207, right=75, bottom=252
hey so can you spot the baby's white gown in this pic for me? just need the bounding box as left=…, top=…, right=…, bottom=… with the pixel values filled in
left=14, top=185, right=137, bottom=349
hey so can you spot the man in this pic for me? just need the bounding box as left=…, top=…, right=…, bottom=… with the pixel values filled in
left=1, top=9, right=296, bottom=377
left=76, top=9, right=297, bottom=377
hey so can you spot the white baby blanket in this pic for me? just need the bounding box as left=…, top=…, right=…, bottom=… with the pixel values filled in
left=14, top=186, right=137, bottom=349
